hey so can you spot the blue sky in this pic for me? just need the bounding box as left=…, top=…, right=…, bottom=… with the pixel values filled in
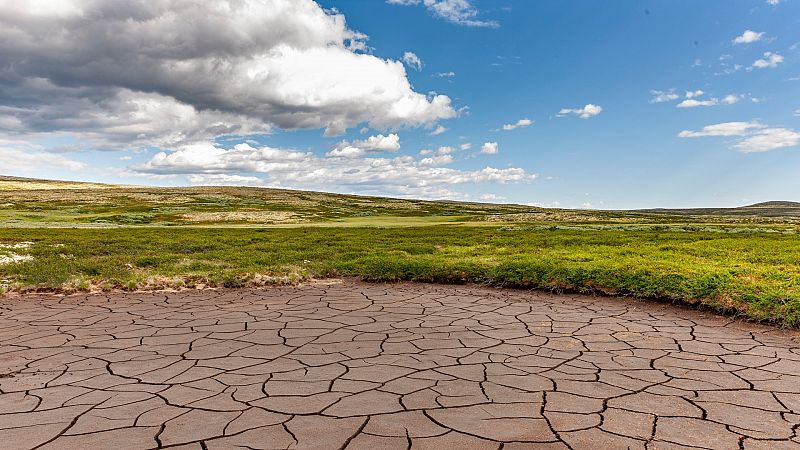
left=1, top=0, right=799, bottom=208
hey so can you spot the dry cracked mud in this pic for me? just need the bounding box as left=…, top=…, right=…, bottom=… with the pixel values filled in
left=1, top=281, right=800, bottom=449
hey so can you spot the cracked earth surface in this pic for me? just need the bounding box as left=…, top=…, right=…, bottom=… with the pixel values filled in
left=1, top=282, right=800, bottom=450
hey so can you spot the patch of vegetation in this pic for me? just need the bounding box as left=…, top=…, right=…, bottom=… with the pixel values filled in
left=2, top=175, right=799, bottom=326
left=1, top=226, right=799, bottom=325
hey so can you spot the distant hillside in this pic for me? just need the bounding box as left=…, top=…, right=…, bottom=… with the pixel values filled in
left=2, top=175, right=798, bottom=226
left=0, top=174, right=557, bottom=227
left=0, top=175, right=119, bottom=191
left=638, top=201, right=800, bottom=218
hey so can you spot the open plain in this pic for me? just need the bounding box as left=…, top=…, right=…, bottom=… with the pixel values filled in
left=3, top=1, right=800, bottom=448
left=2, top=177, right=800, bottom=326
left=1, top=281, right=799, bottom=449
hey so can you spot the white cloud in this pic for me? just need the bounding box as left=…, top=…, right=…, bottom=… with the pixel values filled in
left=751, top=52, right=784, bottom=69
left=429, top=125, right=448, bottom=136
left=557, top=104, right=603, bottom=119
left=419, top=146, right=454, bottom=156
left=767, top=0, right=779, bottom=5
left=528, top=200, right=560, bottom=208
left=676, top=91, right=742, bottom=108
left=326, top=146, right=365, bottom=158
left=0, top=0, right=456, bottom=150
left=327, top=133, right=401, bottom=158
left=795, top=109, right=800, bottom=117
left=501, top=118, right=534, bottom=131
left=386, top=0, right=498, bottom=28
left=480, top=142, right=499, bottom=154
left=134, top=142, right=536, bottom=199
left=650, top=89, right=679, bottom=103
left=677, top=99, right=718, bottom=108
left=679, top=121, right=800, bottom=152
left=187, top=174, right=265, bottom=186
left=435, top=71, right=456, bottom=77
left=734, top=128, right=800, bottom=153
left=721, top=94, right=741, bottom=105
left=678, top=121, right=764, bottom=137
left=0, top=138, right=86, bottom=174
left=402, top=51, right=423, bottom=71
left=419, top=154, right=454, bottom=166
left=353, top=134, right=402, bottom=151
left=479, top=193, right=506, bottom=201
left=733, top=30, right=765, bottom=44
left=459, top=143, right=472, bottom=150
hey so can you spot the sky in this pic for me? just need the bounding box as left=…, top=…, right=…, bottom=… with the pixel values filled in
left=0, top=0, right=799, bottom=209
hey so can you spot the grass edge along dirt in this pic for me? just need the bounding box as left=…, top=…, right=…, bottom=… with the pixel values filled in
left=1, top=225, right=799, bottom=327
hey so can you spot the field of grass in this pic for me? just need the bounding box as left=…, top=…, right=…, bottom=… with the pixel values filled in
left=2, top=176, right=800, bottom=326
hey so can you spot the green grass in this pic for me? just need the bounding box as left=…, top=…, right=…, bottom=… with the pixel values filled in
left=2, top=176, right=799, bottom=325
left=2, top=226, right=799, bottom=325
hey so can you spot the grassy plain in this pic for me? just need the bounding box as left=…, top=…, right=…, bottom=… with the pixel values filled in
left=1, top=176, right=799, bottom=325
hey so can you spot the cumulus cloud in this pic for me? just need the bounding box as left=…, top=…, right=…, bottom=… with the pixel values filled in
left=327, top=133, right=401, bottom=158
left=419, top=146, right=453, bottom=156
left=678, top=121, right=800, bottom=152
left=429, top=125, right=448, bottom=136
left=402, top=51, right=424, bottom=70
left=386, top=0, right=498, bottom=27
left=501, top=118, right=534, bottom=131
left=0, top=88, right=271, bottom=151
left=480, top=142, right=499, bottom=154
left=435, top=72, right=456, bottom=77
left=134, top=142, right=535, bottom=199
left=419, top=153, right=455, bottom=166
left=733, top=30, right=765, bottom=44
left=750, top=52, right=784, bottom=69
left=677, top=99, right=718, bottom=108
left=557, top=104, right=603, bottom=119
left=0, top=0, right=456, bottom=149
left=676, top=90, right=710, bottom=107
left=675, top=91, right=742, bottom=108
left=721, top=94, right=741, bottom=105
left=735, top=128, right=800, bottom=152
left=650, top=89, right=679, bottom=103
left=678, top=122, right=764, bottom=137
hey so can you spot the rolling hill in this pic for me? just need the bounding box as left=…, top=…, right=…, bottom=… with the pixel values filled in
left=1, top=175, right=799, bottom=227
left=638, top=201, right=800, bottom=218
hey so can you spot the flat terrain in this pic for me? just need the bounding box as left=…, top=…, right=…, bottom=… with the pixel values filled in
left=2, top=176, right=800, bottom=325
left=1, top=282, right=799, bottom=449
